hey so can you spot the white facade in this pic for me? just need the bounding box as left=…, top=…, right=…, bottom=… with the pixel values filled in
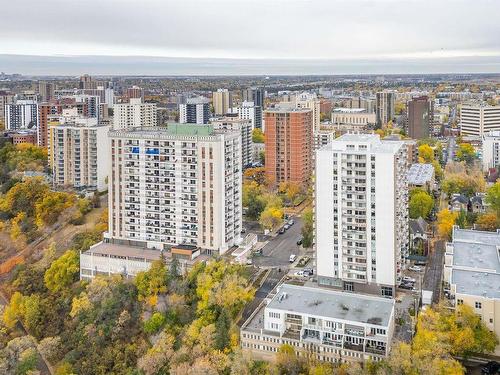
left=179, top=97, right=210, bottom=125
left=5, top=101, right=38, bottom=130
left=315, top=134, right=408, bottom=296
left=295, top=92, right=321, bottom=132
left=460, top=103, right=500, bottom=137
left=113, top=98, right=158, bottom=129
left=482, top=131, right=500, bottom=171
left=211, top=117, right=253, bottom=167
left=241, top=284, right=395, bottom=363
left=49, top=118, right=110, bottom=191
left=229, top=101, right=262, bottom=130
left=108, top=124, right=242, bottom=255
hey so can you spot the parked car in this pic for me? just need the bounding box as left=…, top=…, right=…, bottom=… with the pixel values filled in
left=399, top=283, right=415, bottom=290
left=288, top=219, right=294, bottom=226
left=408, top=265, right=423, bottom=272
left=402, top=276, right=416, bottom=284
left=415, top=260, right=427, bottom=266
left=481, top=361, right=499, bottom=374
left=240, top=228, right=246, bottom=234
left=284, top=224, right=290, bottom=230
left=294, top=270, right=304, bottom=277
left=296, top=238, right=303, bottom=246
left=278, top=227, right=286, bottom=234
left=303, top=268, right=314, bottom=276
left=289, top=254, right=297, bottom=263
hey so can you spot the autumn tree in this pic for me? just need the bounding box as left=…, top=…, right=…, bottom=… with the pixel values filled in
left=44, top=250, right=79, bottom=293
left=409, top=189, right=434, bottom=219
left=456, top=143, right=476, bottom=164
left=135, top=258, right=169, bottom=305
left=476, top=212, right=498, bottom=231
left=485, top=181, right=500, bottom=216
left=252, top=128, right=265, bottom=143
left=436, top=209, right=457, bottom=239
left=418, top=144, right=434, bottom=163
left=242, top=181, right=266, bottom=220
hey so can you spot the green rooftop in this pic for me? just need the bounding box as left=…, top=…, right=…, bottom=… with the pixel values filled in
left=165, top=123, right=214, bottom=136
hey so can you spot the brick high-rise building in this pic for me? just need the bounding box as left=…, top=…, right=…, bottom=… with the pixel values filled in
left=406, top=96, right=433, bottom=139
left=264, top=107, right=313, bottom=186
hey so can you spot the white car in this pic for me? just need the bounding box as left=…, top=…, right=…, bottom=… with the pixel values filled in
left=294, top=270, right=304, bottom=277
left=409, top=265, right=423, bottom=272
left=402, top=276, right=416, bottom=284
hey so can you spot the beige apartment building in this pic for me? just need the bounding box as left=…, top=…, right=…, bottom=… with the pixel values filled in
left=444, top=227, right=500, bottom=356
left=48, top=117, right=110, bottom=191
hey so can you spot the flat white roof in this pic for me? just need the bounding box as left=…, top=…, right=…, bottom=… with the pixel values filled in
left=267, top=284, right=394, bottom=327
left=407, top=163, right=434, bottom=185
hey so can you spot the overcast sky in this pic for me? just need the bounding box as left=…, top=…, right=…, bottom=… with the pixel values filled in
left=1, top=0, right=499, bottom=60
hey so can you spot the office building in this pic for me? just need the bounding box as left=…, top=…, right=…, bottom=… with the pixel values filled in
left=48, top=117, right=110, bottom=191
left=264, top=107, right=313, bottom=186
left=444, top=227, right=500, bottom=356
left=406, top=96, right=433, bottom=139
left=38, top=81, right=55, bottom=102
left=211, top=116, right=253, bottom=168
left=229, top=101, right=262, bottom=129
left=108, top=124, right=242, bottom=255
left=113, top=98, right=158, bottom=129
left=5, top=101, right=38, bottom=130
left=315, top=134, right=409, bottom=296
left=242, top=87, right=265, bottom=108
left=240, top=284, right=395, bottom=363
left=0, top=91, right=14, bottom=123
left=179, top=97, right=210, bottom=124
left=212, top=89, right=233, bottom=115
left=459, top=103, right=500, bottom=137
left=482, top=131, right=500, bottom=171
left=376, top=92, right=395, bottom=128
left=332, top=108, right=376, bottom=131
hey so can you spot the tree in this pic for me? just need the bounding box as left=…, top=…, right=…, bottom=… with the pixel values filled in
left=259, top=206, right=283, bottom=230
left=436, top=209, right=457, bottom=239
left=44, top=250, right=79, bottom=293
left=456, top=143, right=476, bottom=164
left=0, top=177, right=49, bottom=217
left=476, top=212, right=498, bottom=231
left=418, top=144, right=434, bottom=163
left=242, top=182, right=266, bottom=220
left=275, top=344, right=305, bottom=375
left=144, top=312, right=167, bottom=334
left=485, top=181, right=500, bottom=216
left=37, top=336, right=63, bottom=364
left=456, top=208, right=468, bottom=229
left=301, top=208, right=314, bottom=248
left=409, top=189, right=434, bottom=219
left=3, top=292, right=24, bottom=329
left=252, top=128, right=265, bottom=143
left=135, top=258, right=169, bottom=303
left=35, top=191, right=75, bottom=228
left=214, top=308, right=231, bottom=351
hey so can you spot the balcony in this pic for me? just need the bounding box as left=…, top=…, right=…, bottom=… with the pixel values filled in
left=344, top=341, right=364, bottom=352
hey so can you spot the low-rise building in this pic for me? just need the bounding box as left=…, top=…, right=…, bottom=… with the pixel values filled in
left=80, top=238, right=208, bottom=280
left=482, top=131, right=500, bottom=172
left=444, top=228, right=500, bottom=356
left=407, top=163, right=435, bottom=190
left=240, top=284, right=395, bottom=363
left=331, top=108, right=376, bottom=131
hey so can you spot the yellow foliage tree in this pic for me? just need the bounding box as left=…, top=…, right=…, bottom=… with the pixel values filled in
left=418, top=144, right=434, bottom=163
left=437, top=209, right=457, bottom=239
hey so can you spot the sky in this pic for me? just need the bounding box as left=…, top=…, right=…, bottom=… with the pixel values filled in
left=1, top=0, right=500, bottom=75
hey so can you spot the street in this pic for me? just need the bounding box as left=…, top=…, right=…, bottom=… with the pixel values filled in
left=252, top=217, right=305, bottom=268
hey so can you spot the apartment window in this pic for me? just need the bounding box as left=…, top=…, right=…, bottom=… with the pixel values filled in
left=475, top=302, right=482, bottom=309
left=269, top=312, right=280, bottom=319
left=381, top=286, right=393, bottom=298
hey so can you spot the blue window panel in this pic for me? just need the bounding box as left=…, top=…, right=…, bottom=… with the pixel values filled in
left=132, top=147, right=140, bottom=154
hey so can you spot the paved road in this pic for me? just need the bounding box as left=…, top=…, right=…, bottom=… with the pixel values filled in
left=252, top=217, right=304, bottom=268
left=422, top=239, right=445, bottom=303
left=239, top=268, right=285, bottom=326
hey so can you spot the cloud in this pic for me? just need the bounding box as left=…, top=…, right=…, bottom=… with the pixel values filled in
left=1, top=0, right=499, bottom=60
